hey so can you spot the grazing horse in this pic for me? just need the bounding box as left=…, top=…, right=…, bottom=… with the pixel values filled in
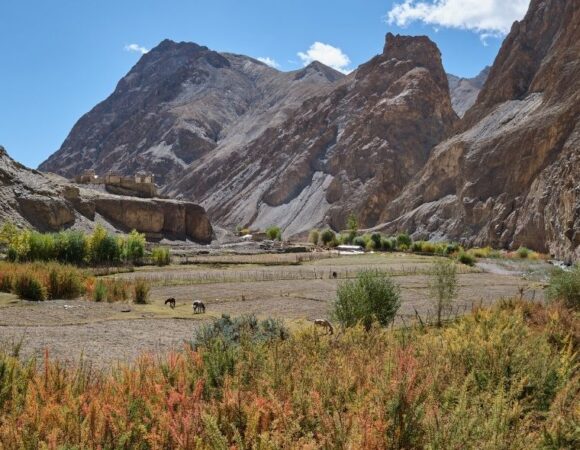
left=314, top=319, right=334, bottom=335
left=192, top=300, right=206, bottom=314
left=164, top=297, right=176, bottom=309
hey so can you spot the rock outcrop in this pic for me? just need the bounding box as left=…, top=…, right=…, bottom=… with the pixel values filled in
left=39, top=41, right=343, bottom=185
left=377, top=0, right=580, bottom=261
left=169, top=33, right=457, bottom=236
left=447, top=66, right=489, bottom=117
left=0, top=146, right=212, bottom=243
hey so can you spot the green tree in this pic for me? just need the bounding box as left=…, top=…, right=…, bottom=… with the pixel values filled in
left=123, top=230, right=146, bottom=263
left=429, top=258, right=458, bottom=327
left=308, top=229, right=320, bottom=245
left=333, top=270, right=401, bottom=330
left=320, top=229, right=336, bottom=246
left=265, top=226, right=282, bottom=241
left=346, top=213, right=358, bottom=243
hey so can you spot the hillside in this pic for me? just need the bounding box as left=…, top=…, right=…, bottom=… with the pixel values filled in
left=169, top=33, right=457, bottom=235
left=447, top=66, right=490, bottom=117
left=0, top=145, right=212, bottom=243
left=378, top=0, right=580, bottom=261
left=39, top=41, right=344, bottom=185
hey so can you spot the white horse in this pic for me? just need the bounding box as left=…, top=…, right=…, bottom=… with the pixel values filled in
left=192, top=300, right=206, bottom=314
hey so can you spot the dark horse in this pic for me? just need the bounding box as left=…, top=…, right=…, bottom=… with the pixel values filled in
left=192, top=300, right=206, bottom=314
left=164, top=297, right=176, bottom=309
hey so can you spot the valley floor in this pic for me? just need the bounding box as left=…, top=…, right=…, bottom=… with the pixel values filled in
left=0, top=252, right=549, bottom=367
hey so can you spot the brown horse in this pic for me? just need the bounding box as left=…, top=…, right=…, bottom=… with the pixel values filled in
left=164, top=297, right=176, bottom=309
left=314, top=319, right=334, bottom=335
left=192, top=300, right=206, bottom=314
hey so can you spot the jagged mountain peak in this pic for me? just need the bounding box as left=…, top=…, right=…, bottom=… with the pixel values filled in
left=293, top=61, right=346, bottom=82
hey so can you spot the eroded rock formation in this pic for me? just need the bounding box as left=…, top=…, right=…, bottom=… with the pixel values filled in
left=377, top=0, right=580, bottom=261
left=170, top=33, right=457, bottom=236
left=0, top=146, right=212, bottom=243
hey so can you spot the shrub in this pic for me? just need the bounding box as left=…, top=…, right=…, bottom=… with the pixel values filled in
left=265, top=226, right=282, bottom=241
left=396, top=233, right=412, bottom=248
left=89, top=225, right=121, bottom=265
left=546, top=266, right=580, bottom=310
left=132, top=279, right=150, bottom=304
left=429, top=258, right=458, bottom=326
left=444, top=242, right=461, bottom=255
left=239, top=228, right=251, bottom=236
left=381, top=237, right=393, bottom=251
left=457, top=251, right=476, bottom=266
left=151, top=246, right=171, bottom=266
left=93, top=280, right=107, bottom=302
left=516, top=246, right=531, bottom=259
left=352, top=236, right=366, bottom=248
left=193, top=314, right=289, bottom=350
left=370, top=233, right=382, bottom=250
left=0, top=273, right=13, bottom=293
left=13, top=273, right=47, bottom=301
left=106, top=279, right=130, bottom=302
left=308, top=229, right=320, bottom=245
left=333, top=270, right=401, bottom=330
left=46, top=265, right=84, bottom=300
left=122, top=230, right=146, bottom=263
left=320, top=229, right=336, bottom=246
left=411, top=241, right=423, bottom=252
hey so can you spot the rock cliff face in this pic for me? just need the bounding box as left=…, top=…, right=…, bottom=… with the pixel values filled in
left=39, top=41, right=343, bottom=185
left=447, top=67, right=489, bottom=117
left=0, top=146, right=212, bottom=243
left=378, top=0, right=580, bottom=261
left=169, top=33, right=457, bottom=235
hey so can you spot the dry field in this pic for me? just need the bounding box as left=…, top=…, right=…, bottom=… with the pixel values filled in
left=0, top=252, right=549, bottom=367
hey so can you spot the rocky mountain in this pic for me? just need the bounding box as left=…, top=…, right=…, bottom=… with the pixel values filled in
left=447, top=66, right=490, bottom=117
left=39, top=41, right=344, bottom=185
left=377, top=0, right=580, bottom=261
left=168, top=33, right=457, bottom=235
left=0, top=146, right=212, bottom=243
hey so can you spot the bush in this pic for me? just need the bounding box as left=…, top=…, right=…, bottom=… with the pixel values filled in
left=457, top=251, right=476, bottom=266
left=0, top=273, right=13, bottom=293
left=151, top=246, right=171, bottom=266
left=107, top=279, right=130, bottom=302
left=13, top=273, right=47, bottom=301
left=546, top=266, right=580, bottom=310
left=265, top=226, right=282, bottom=241
left=380, top=237, right=393, bottom=251
left=122, top=230, right=146, bottom=263
left=396, top=233, right=412, bottom=248
left=352, top=236, right=366, bottom=248
left=132, top=279, right=150, bottom=304
left=333, top=270, right=401, bottom=330
left=46, top=265, right=84, bottom=300
left=444, top=242, right=461, bottom=255
left=370, top=233, right=382, bottom=250
left=308, top=229, right=320, bottom=245
left=192, top=314, right=289, bottom=350
left=516, top=246, right=531, bottom=259
left=429, top=259, right=458, bottom=326
left=320, top=229, right=336, bottom=246
left=93, top=280, right=107, bottom=302
left=89, top=225, right=121, bottom=266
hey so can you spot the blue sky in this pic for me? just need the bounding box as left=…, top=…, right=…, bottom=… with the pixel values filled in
left=0, top=0, right=529, bottom=169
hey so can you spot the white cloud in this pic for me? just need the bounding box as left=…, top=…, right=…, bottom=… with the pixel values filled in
left=257, top=56, right=280, bottom=69
left=297, top=42, right=352, bottom=74
left=387, top=0, right=529, bottom=40
left=124, top=43, right=149, bottom=55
